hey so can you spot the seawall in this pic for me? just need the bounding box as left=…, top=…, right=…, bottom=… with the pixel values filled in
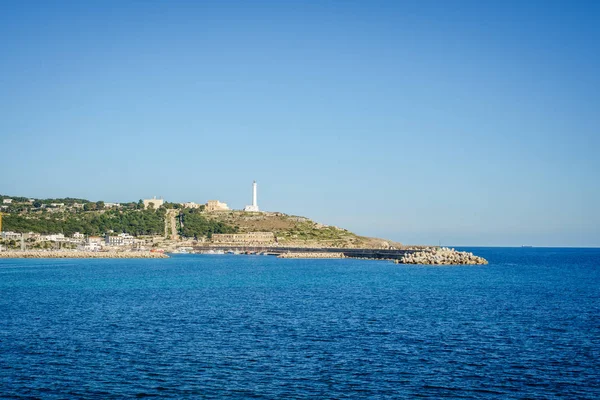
left=278, top=252, right=345, bottom=259
left=0, top=251, right=169, bottom=259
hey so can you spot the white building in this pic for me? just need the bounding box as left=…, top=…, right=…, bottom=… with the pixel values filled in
left=143, top=197, right=164, bottom=209
left=87, top=236, right=104, bottom=245
left=1, top=231, right=22, bottom=240
left=244, top=181, right=260, bottom=212
left=2, top=199, right=13, bottom=204
left=104, top=202, right=121, bottom=208
left=79, top=242, right=102, bottom=251
left=105, top=233, right=135, bottom=246
left=43, top=233, right=66, bottom=242
left=72, top=232, right=85, bottom=240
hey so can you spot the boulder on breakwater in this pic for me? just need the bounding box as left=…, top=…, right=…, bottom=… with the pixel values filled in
left=396, top=247, right=487, bottom=265
left=0, top=251, right=169, bottom=259
left=278, top=252, right=345, bottom=259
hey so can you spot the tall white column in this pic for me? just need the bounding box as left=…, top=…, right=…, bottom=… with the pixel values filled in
left=252, top=181, right=258, bottom=207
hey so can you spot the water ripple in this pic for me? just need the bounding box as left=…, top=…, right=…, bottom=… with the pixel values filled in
left=1, top=248, right=599, bottom=398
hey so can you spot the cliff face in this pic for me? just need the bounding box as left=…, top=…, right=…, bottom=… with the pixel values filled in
left=202, top=211, right=402, bottom=249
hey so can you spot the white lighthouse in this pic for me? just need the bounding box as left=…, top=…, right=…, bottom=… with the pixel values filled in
left=244, top=181, right=260, bottom=212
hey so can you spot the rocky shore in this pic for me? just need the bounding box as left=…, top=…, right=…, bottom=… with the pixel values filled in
left=397, top=247, right=488, bottom=265
left=0, top=251, right=169, bottom=259
left=278, top=252, right=345, bottom=259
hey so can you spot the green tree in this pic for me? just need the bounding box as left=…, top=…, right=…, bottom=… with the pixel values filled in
left=178, top=209, right=236, bottom=239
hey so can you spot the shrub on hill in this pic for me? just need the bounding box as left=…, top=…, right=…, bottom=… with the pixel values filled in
left=3, top=209, right=165, bottom=236
left=178, top=208, right=237, bottom=239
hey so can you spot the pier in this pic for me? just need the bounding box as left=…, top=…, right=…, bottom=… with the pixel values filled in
left=192, top=245, right=418, bottom=260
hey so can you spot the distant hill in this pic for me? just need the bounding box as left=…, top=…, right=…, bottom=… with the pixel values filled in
left=0, top=194, right=401, bottom=248
left=201, top=211, right=401, bottom=249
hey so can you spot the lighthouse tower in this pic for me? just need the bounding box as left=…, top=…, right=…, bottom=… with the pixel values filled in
left=244, top=181, right=260, bottom=212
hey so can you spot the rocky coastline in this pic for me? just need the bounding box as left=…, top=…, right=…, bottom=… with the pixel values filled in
left=397, top=247, right=488, bottom=265
left=0, top=251, right=169, bottom=259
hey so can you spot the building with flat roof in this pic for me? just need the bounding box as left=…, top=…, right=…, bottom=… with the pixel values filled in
left=206, top=200, right=229, bottom=212
left=105, top=233, right=135, bottom=246
left=87, top=236, right=104, bottom=245
left=143, top=197, right=164, bottom=209
left=1, top=231, right=22, bottom=240
left=79, top=242, right=102, bottom=251
left=42, top=233, right=66, bottom=242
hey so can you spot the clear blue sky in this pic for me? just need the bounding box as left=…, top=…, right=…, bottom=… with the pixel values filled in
left=1, top=0, right=598, bottom=247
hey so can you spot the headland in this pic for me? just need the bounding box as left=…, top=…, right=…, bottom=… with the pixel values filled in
left=0, top=192, right=487, bottom=264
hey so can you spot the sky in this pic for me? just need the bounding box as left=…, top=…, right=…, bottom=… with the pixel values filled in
left=1, top=0, right=599, bottom=247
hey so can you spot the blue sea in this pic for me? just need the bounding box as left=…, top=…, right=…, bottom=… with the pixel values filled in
left=1, top=248, right=599, bottom=399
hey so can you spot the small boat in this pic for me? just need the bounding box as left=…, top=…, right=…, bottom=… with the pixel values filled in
left=202, top=249, right=225, bottom=255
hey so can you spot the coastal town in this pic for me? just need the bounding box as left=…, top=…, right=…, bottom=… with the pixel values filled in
left=0, top=181, right=279, bottom=252
left=0, top=181, right=487, bottom=264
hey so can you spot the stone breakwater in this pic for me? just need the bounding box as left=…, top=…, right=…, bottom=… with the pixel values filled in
left=278, top=252, right=345, bottom=259
left=0, top=251, right=169, bottom=259
left=397, top=247, right=488, bottom=265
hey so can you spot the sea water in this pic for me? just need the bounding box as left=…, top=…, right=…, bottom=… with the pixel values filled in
left=1, top=248, right=599, bottom=398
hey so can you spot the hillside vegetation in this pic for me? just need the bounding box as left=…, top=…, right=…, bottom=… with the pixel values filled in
left=1, top=195, right=400, bottom=248
left=202, top=211, right=400, bottom=248
left=3, top=210, right=165, bottom=236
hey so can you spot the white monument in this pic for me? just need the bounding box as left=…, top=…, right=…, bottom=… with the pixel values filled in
left=244, top=181, right=260, bottom=212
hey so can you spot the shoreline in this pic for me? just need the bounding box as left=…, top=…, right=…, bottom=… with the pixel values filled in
left=0, top=251, right=169, bottom=259
left=0, top=247, right=488, bottom=264
left=278, top=252, right=345, bottom=259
